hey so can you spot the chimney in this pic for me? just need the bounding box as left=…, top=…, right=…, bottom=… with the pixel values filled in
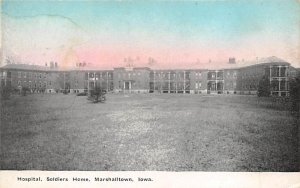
left=229, top=57, right=236, bottom=64
left=55, top=62, right=58, bottom=68
left=50, top=61, right=54, bottom=68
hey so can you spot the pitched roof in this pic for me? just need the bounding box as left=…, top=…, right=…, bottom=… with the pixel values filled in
left=0, top=64, right=50, bottom=71
left=258, top=56, right=288, bottom=64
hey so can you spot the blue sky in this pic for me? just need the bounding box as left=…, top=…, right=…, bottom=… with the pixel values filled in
left=1, top=0, right=299, bottom=68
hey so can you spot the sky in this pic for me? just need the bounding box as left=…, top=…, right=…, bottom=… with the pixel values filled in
left=1, top=0, right=300, bottom=69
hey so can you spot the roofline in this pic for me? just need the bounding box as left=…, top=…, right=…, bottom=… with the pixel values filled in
left=0, top=61, right=293, bottom=72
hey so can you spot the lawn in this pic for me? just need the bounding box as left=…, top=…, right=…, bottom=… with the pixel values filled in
left=0, top=93, right=299, bottom=171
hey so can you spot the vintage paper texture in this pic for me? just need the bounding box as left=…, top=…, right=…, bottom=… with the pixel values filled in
left=0, top=0, right=300, bottom=187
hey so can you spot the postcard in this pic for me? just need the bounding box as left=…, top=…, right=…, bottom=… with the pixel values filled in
left=0, top=0, right=299, bottom=187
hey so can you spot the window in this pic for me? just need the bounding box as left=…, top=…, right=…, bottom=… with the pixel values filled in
left=49, top=81, right=52, bottom=86
left=39, top=73, right=42, bottom=79
left=195, top=82, right=202, bottom=89
left=23, top=72, right=27, bottom=78
left=18, top=72, right=21, bottom=78
left=18, top=80, right=21, bottom=85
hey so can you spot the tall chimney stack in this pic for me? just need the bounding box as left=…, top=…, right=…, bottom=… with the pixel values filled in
left=229, top=57, right=236, bottom=64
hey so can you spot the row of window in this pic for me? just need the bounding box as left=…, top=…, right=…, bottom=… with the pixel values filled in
left=118, top=72, right=141, bottom=78
left=153, top=82, right=202, bottom=90
left=242, top=84, right=258, bottom=90
left=150, top=74, right=190, bottom=80
left=241, top=74, right=261, bottom=79
left=17, top=80, right=47, bottom=88
left=195, top=82, right=202, bottom=89
left=18, top=71, right=47, bottom=79
left=195, top=72, right=202, bottom=77
left=18, top=80, right=51, bottom=86
left=87, top=73, right=113, bottom=78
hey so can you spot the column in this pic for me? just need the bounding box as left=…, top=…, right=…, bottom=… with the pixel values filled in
left=94, top=72, right=96, bottom=89
left=285, top=79, right=287, bottom=92
left=100, top=73, right=102, bottom=88
left=4, top=72, right=7, bottom=86
left=183, top=71, right=186, bottom=93
left=168, top=72, right=171, bottom=93
left=216, top=71, right=218, bottom=91
left=153, top=71, right=155, bottom=92
left=87, top=72, right=90, bottom=94
left=64, top=72, right=66, bottom=91
left=175, top=72, right=178, bottom=93
left=269, top=66, right=272, bottom=95
left=279, top=66, right=281, bottom=77
left=106, top=72, right=109, bottom=92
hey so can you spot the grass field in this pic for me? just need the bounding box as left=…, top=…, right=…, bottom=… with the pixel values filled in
left=1, top=93, right=299, bottom=171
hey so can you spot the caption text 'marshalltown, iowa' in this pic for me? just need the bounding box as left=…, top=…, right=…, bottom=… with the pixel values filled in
left=17, top=176, right=153, bottom=182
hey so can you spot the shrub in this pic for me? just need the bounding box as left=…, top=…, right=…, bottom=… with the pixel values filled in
left=88, top=86, right=106, bottom=103
left=0, top=85, right=11, bottom=100
left=257, top=76, right=270, bottom=97
left=289, top=73, right=300, bottom=112
left=21, top=86, right=30, bottom=96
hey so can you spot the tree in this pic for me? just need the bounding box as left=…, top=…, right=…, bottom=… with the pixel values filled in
left=0, top=85, right=11, bottom=100
left=289, top=73, right=300, bottom=112
left=21, top=86, right=30, bottom=96
left=88, top=85, right=106, bottom=103
left=257, top=76, right=270, bottom=97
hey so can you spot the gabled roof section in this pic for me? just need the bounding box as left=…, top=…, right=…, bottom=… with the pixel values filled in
left=258, top=56, right=288, bottom=64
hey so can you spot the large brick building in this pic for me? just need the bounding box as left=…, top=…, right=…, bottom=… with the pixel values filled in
left=0, top=56, right=299, bottom=96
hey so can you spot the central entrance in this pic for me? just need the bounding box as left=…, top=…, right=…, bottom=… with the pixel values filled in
left=124, top=81, right=132, bottom=92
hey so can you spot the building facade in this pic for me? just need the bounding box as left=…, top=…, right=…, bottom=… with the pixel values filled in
left=0, top=56, right=299, bottom=96
left=114, top=67, right=150, bottom=93
left=236, top=62, right=290, bottom=96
